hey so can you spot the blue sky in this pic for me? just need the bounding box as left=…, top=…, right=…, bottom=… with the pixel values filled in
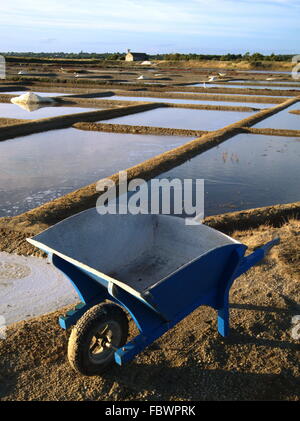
left=1, top=0, right=299, bottom=54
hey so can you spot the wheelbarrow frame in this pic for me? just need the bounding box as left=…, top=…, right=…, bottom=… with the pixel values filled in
left=41, top=235, right=279, bottom=367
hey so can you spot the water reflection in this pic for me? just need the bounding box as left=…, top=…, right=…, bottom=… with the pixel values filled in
left=0, top=129, right=192, bottom=216
left=156, top=133, right=300, bottom=216
left=100, top=107, right=253, bottom=131
left=254, top=103, right=300, bottom=130
left=107, top=95, right=267, bottom=109
left=0, top=103, right=98, bottom=119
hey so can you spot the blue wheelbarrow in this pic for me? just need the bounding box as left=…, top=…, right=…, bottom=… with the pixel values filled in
left=27, top=208, right=279, bottom=376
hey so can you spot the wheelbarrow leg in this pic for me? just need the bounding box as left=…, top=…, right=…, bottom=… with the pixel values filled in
left=217, top=302, right=229, bottom=337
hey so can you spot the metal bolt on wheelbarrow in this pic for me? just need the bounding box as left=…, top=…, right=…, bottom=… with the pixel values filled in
left=27, top=209, right=280, bottom=376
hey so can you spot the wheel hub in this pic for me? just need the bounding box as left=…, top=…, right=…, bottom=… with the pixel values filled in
left=88, top=321, right=121, bottom=363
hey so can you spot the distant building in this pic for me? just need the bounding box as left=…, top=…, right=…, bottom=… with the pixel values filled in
left=125, top=49, right=148, bottom=62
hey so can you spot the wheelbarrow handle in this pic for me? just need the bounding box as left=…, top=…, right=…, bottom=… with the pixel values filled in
left=235, top=236, right=280, bottom=278
left=260, top=237, right=280, bottom=255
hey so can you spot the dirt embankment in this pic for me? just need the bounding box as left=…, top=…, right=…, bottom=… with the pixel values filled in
left=158, top=59, right=294, bottom=71
left=0, top=118, right=28, bottom=127
left=163, top=103, right=258, bottom=112
left=205, top=201, right=300, bottom=234
left=241, top=127, right=300, bottom=137
left=0, top=218, right=299, bottom=401
left=73, top=122, right=207, bottom=137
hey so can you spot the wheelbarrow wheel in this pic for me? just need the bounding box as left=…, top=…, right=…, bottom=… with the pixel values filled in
left=68, top=303, right=129, bottom=376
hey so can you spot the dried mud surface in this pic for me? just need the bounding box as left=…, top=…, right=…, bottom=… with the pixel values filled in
left=0, top=118, right=28, bottom=127
left=0, top=219, right=299, bottom=401
left=73, top=122, right=207, bottom=137
left=241, top=127, right=300, bottom=137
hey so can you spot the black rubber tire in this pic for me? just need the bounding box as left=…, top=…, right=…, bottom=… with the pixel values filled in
left=67, top=302, right=129, bottom=376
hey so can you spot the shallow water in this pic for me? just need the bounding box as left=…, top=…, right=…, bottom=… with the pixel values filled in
left=0, top=103, right=98, bottom=119
left=106, top=95, right=267, bottom=109
left=254, top=102, right=300, bottom=130
left=240, top=70, right=292, bottom=74
left=0, top=129, right=192, bottom=216
left=0, top=91, right=73, bottom=97
left=156, top=134, right=300, bottom=216
left=225, top=84, right=300, bottom=91
left=172, top=91, right=289, bottom=99
left=191, top=83, right=300, bottom=91
left=237, top=80, right=300, bottom=85
left=101, top=107, right=253, bottom=131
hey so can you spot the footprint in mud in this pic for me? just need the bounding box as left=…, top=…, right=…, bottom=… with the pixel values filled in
left=0, top=282, right=10, bottom=287
left=0, top=262, right=31, bottom=284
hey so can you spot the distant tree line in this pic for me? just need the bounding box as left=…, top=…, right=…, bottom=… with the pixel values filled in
left=1, top=51, right=125, bottom=60
left=0, top=51, right=294, bottom=62
left=162, top=52, right=294, bottom=62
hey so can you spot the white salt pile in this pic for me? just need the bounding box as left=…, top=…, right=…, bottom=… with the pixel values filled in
left=11, top=92, right=55, bottom=105
left=137, top=75, right=151, bottom=80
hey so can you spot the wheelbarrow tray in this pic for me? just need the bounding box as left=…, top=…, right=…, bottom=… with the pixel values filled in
left=28, top=209, right=243, bottom=316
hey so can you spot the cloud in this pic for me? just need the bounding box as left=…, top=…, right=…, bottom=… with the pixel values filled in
left=1, top=0, right=299, bottom=53
left=0, top=0, right=296, bottom=33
